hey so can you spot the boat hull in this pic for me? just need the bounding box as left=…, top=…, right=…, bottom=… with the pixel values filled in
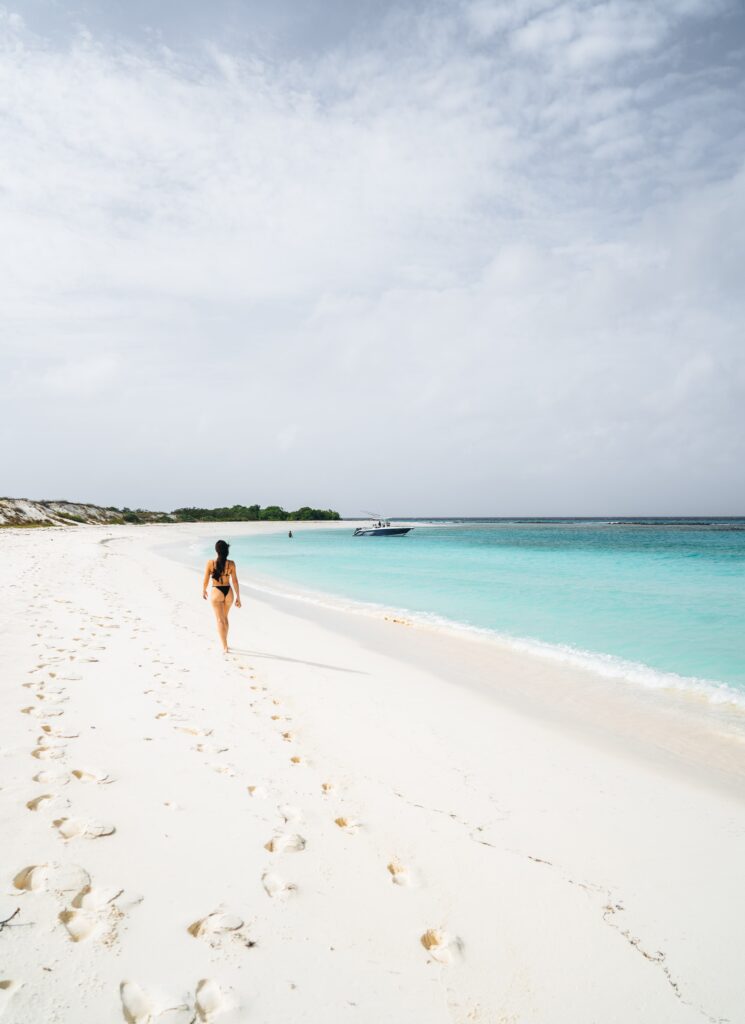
left=353, top=527, right=412, bottom=537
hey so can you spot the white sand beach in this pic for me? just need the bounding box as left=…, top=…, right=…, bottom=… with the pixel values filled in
left=2, top=522, right=744, bottom=1024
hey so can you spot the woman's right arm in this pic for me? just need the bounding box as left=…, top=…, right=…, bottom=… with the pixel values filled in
left=202, top=560, right=212, bottom=600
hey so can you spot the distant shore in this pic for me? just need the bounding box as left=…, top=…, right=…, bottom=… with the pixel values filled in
left=2, top=521, right=744, bottom=1022
left=0, top=497, right=341, bottom=528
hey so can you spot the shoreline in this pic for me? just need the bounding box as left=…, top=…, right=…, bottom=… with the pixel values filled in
left=2, top=522, right=744, bottom=1022
left=162, top=523, right=745, bottom=797
left=166, top=523, right=745, bottom=710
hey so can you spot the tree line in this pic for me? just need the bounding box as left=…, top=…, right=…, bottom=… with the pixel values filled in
left=169, top=504, right=340, bottom=522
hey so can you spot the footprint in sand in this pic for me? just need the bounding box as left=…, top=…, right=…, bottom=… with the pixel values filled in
left=35, top=693, right=69, bottom=705
left=53, top=817, right=116, bottom=841
left=73, top=883, right=125, bottom=911
left=278, top=805, right=301, bottom=824
left=174, top=725, right=212, bottom=737
left=26, top=793, right=63, bottom=812
left=419, top=928, right=462, bottom=964
left=12, top=864, right=46, bottom=892
left=60, top=884, right=141, bottom=944
left=31, top=681, right=65, bottom=694
left=120, top=979, right=224, bottom=1023
left=120, top=981, right=163, bottom=1023
left=31, top=745, right=66, bottom=761
left=33, top=769, right=69, bottom=786
left=195, top=979, right=229, bottom=1022
left=387, top=861, right=415, bottom=887
left=59, top=908, right=102, bottom=943
left=40, top=724, right=79, bottom=738
left=188, top=910, right=255, bottom=950
left=247, top=785, right=268, bottom=799
left=0, top=980, right=21, bottom=1019
left=22, top=705, right=65, bottom=718
left=334, top=816, right=362, bottom=835
left=195, top=742, right=229, bottom=756
left=261, top=872, right=297, bottom=899
left=72, top=768, right=114, bottom=784
left=13, top=861, right=90, bottom=895
left=264, top=833, right=306, bottom=854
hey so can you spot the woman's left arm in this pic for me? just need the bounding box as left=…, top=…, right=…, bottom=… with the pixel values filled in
left=202, top=560, right=212, bottom=600
left=232, top=561, right=242, bottom=608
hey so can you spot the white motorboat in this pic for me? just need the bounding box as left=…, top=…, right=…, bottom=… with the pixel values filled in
left=353, top=515, right=412, bottom=537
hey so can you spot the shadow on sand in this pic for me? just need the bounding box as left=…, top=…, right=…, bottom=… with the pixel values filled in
left=228, top=648, right=368, bottom=676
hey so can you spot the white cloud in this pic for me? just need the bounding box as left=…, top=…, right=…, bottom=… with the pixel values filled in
left=517, top=2, right=669, bottom=69
left=40, top=354, right=121, bottom=395
left=465, top=0, right=555, bottom=38
left=0, top=1, right=743, bottom=512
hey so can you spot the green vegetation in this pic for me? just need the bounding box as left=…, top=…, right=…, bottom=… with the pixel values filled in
left=114, top=506, right=172, bottom=524
left=0, top=498, right=341, bottom=528
left=170, top=504, right=340, bottom=522
left=0, top=519, right=57, bottom=529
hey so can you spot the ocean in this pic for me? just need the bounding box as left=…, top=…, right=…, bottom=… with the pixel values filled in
left=206, top=519, right=745, bottom=705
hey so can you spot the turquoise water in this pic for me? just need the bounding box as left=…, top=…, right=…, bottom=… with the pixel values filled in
left=215, top=521, right=745, bottom=700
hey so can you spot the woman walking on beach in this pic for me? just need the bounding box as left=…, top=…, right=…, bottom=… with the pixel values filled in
left=202, top=540, right=241, bottom=653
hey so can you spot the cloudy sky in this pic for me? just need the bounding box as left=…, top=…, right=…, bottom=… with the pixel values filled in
left=1, top=0, right=743, bottom=515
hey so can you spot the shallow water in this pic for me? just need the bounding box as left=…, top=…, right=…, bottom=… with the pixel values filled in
left=212, top=520, right=745, bottom=703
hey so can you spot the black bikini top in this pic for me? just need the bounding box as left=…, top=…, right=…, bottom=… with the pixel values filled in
left=212, top=559, right=232, bottom=584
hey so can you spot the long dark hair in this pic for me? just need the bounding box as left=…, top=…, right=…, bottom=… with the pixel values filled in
left=212, top=539, right=230, bottom=581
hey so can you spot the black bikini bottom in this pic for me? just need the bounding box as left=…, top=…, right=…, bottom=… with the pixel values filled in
left=215, top=586, right=230, bottom=596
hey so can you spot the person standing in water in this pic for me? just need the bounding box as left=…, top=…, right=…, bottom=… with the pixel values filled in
left=202, top=539, right=241, bottom=653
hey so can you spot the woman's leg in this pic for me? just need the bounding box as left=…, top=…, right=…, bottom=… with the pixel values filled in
left=222, top=589, right=234, bottom=649
left=210, top=590, right=234, bottom=652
